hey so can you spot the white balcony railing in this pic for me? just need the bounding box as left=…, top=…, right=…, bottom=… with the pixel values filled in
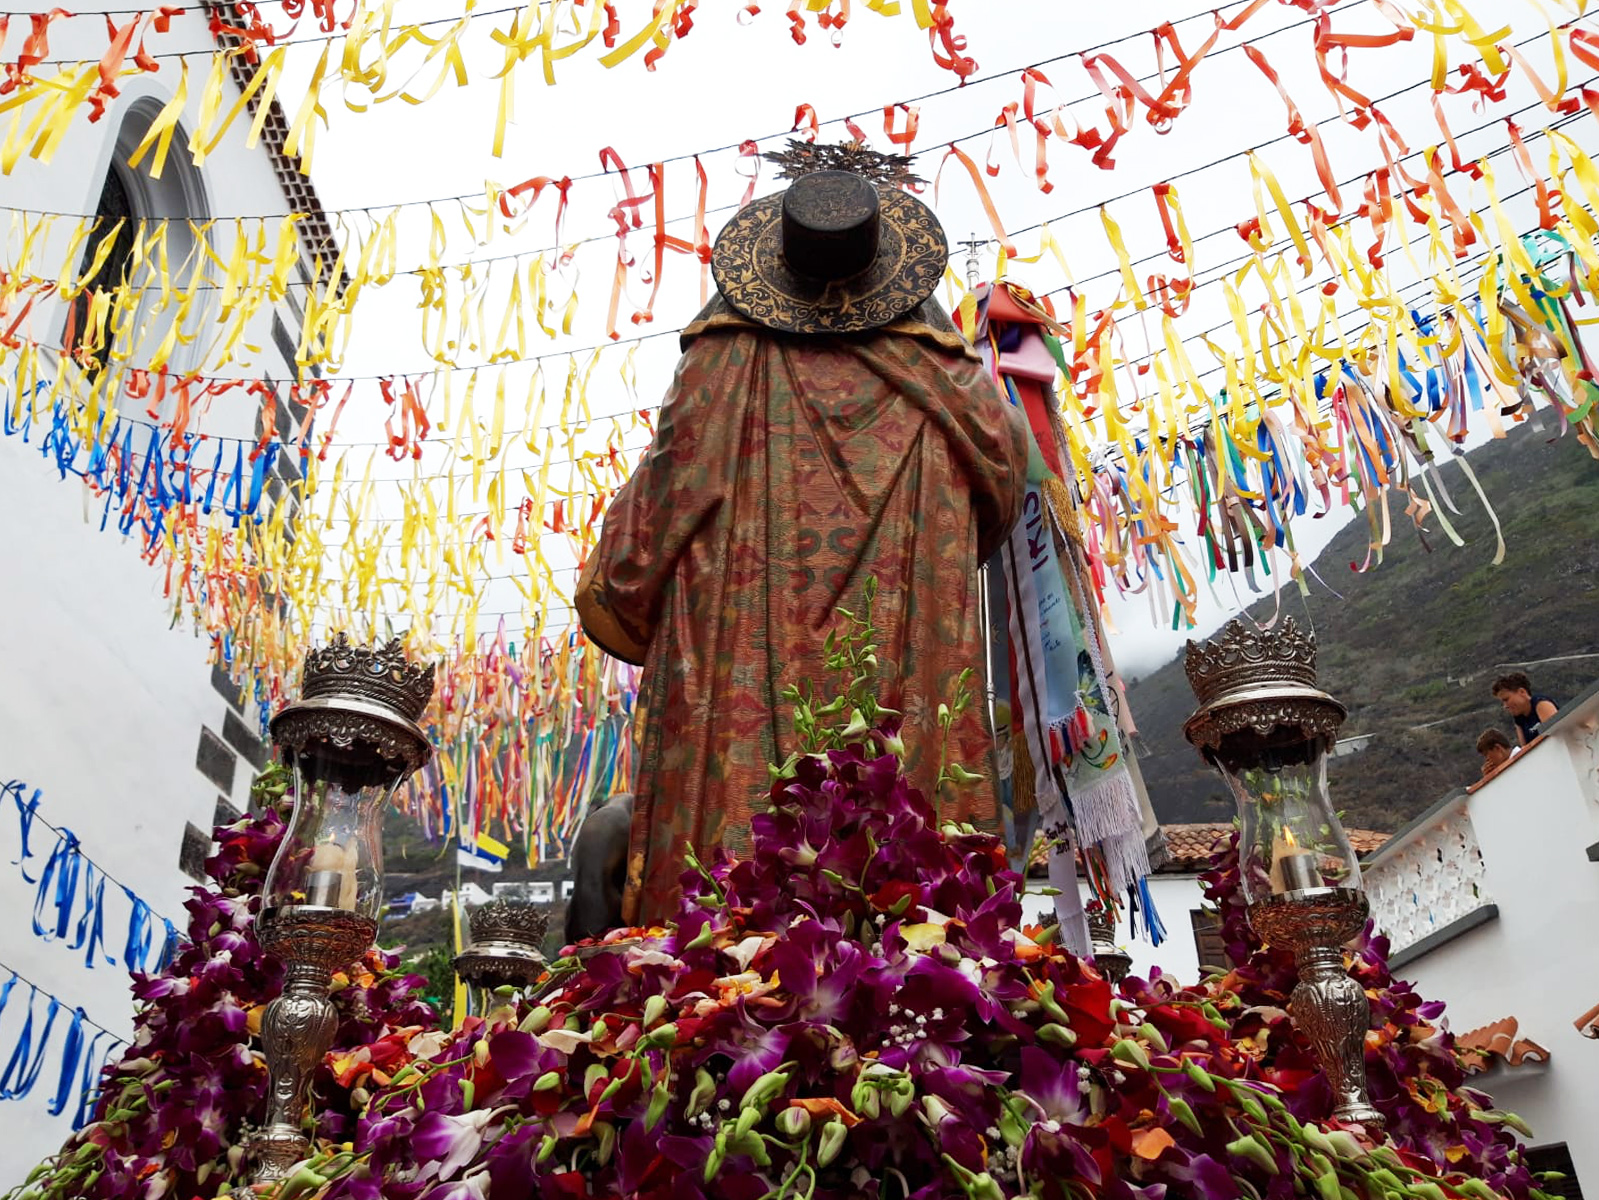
left=1364, top=796, right=1494, bottom=958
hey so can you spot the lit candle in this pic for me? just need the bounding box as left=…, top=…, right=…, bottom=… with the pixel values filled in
left=306, top=841, right=354, bottom=909
left=1269, top=826, right=1324, bottom=894
left=337, top=841, right=359, bottom=911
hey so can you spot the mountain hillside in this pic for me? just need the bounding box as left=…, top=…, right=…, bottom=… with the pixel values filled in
left=1123, top=418, right=1599, bottom=833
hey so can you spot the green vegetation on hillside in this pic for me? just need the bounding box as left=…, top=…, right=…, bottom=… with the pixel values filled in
left=1125, top=418, right=1599, bottom=832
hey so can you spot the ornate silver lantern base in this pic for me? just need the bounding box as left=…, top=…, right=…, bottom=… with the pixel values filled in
left=1087, top=907, right=1133, bottom=986
left=250, top=905, right=379, bottom=1183
left=1249, top=886, right=1384, bottom=1128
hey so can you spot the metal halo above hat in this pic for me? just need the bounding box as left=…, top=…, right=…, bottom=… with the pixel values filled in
left=711, top=167, right=947, bottom=335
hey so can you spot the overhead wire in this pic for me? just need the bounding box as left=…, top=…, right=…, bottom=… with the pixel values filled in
left=6, top=0, right=1364, bottom=221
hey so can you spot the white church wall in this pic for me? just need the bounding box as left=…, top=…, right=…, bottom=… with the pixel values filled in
left=1019, top=872, right=1207, bottom=988
left=0, top=9, right=310, bottom=1182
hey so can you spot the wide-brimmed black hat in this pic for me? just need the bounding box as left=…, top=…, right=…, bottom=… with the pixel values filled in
left=711, top=167, right=947, bottom=335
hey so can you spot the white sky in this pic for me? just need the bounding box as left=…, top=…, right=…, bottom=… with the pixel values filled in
left=273, top=0, right=1582, bottom=674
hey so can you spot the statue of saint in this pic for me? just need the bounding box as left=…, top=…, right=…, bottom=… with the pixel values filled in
left=576, top=147, right=1028, bottom=926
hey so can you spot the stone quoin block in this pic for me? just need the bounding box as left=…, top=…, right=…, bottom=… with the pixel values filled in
left=196, top=726, right=237, bottom=793
left=178, top=822, right=211, bottom=883
left=223, top=710, right=268, bottom=770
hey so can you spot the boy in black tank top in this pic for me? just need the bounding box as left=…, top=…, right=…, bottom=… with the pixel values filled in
left=1491, top=672, right=1559, bottom=745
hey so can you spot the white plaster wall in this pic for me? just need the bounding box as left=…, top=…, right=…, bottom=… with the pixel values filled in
left=1368, top=694, right=1599, bottom=1191
left=1019, top=873, right=1208, bottom=987
left=0, top=10, right=305, bottom=1184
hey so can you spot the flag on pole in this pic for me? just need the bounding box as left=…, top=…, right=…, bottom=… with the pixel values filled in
left=456, top=830, right=510, bottom=873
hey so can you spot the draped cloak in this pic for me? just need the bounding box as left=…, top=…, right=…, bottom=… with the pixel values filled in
left=577, top=297, right=1028, bottom=927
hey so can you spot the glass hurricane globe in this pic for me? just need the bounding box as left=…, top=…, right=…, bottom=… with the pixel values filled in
left=1206, top=725, right=1361, bottom=906
left=261, top=740, right=408, bottom=936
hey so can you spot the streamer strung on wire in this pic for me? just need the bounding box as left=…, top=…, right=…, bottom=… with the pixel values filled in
left=3, top=782, right=182, bottom=975
left=0, top=966, right=126, bottom=1129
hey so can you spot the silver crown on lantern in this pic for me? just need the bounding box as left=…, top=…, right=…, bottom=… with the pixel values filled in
left=1086, top=908, right=1133, bottom=986
left=269, top=633, right=436, bottom=771
left=1181, top=617, right=1345, bottom=753
left=454, top=900, right=549, bottom=991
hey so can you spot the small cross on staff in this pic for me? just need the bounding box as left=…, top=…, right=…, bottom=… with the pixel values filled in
left=956, top=235, right=988, bottom=289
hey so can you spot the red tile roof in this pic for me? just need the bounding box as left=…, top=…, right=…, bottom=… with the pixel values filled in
left=1573, top=1001, right=1599, bottom=1040
left=1456, top=1017, right=1551, bottom=1072
left=1156, top=824, right=1391, bottom=873
left=1023, top=823, right=1388, bottom=876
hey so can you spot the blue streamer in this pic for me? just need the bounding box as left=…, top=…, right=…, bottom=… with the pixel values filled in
left=6, top=780, right=178, bottom=973
left=44, top=1008, right=86, bottom=1117
left=70, top=1028, right=117, bottom=1129
left=0, top=970, right=126, bottom=1123
left=33, top=832, right=83, bottom=943
left=1135, top=876, right=1167, bottom=947
left=0, top=988, right=61, bottom=1100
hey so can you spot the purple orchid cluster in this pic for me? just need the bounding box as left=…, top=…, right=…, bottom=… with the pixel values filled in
left=295, top=704, right=1545, bottom=1200
left=9, top=766, right=439, bottom=1200
left=1194, top=833, right=1541, bottom=1199
left=10, top=608, right=1549, bottom=1200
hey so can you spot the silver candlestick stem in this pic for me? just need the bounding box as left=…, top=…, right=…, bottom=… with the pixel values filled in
left=1248, top=886, right=1384, bottom=1128
left=250, top=906, right=379, bottom=1182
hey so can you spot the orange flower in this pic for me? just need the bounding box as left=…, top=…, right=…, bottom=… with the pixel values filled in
left=1131, top=1127, right=1176, bottom=1160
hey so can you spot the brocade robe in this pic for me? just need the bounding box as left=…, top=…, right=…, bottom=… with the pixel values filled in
left=577, top=298, right=1028, bottom=926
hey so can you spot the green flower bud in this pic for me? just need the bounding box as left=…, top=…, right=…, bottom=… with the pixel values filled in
left=737, top=1065, right=793, bottom=1111
left=1109, top=1037, right=1151, bottom=1072
left=1300, top=1123, right=1335, bottom=1156
left=645, top=1082, right=671, bottom=1131
left=817, top=1119, right=848, bottom=1168
left=642, top=994, right=668, bottom=1028
left=1037, top=1022, right=1077, bottom=1048
left=686, top=1068, right=717, bottom=1119
left=1325, top=1130, right=1368, bottom=1160
left=775, top=1106, right=812, bottom=1138
left=857, top=1087, right=882, bottom=1120
left=1167, top=1095, right=1201, bottom=1135
left=642, top=1022, right=678, bottom=1049
left=1225, top=1134, right=1280, bottom=1176
left=703, top=1132, right=728, bottom=1183
left=594, top=1122, right=616, bottom=1165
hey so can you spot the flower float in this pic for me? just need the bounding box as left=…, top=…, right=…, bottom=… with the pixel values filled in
left=9, top=612, right=1550, bottom=1200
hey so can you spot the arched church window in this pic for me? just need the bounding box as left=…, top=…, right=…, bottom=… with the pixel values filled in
left=64, top=165, right=139, bottom=375
left=63, top=97, right=209, bottom=381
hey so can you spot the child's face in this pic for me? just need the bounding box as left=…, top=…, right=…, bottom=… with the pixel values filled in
left=1483, top=745, right=1511, bottom=769
left=1495, top=688, right=1532, bottom=717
